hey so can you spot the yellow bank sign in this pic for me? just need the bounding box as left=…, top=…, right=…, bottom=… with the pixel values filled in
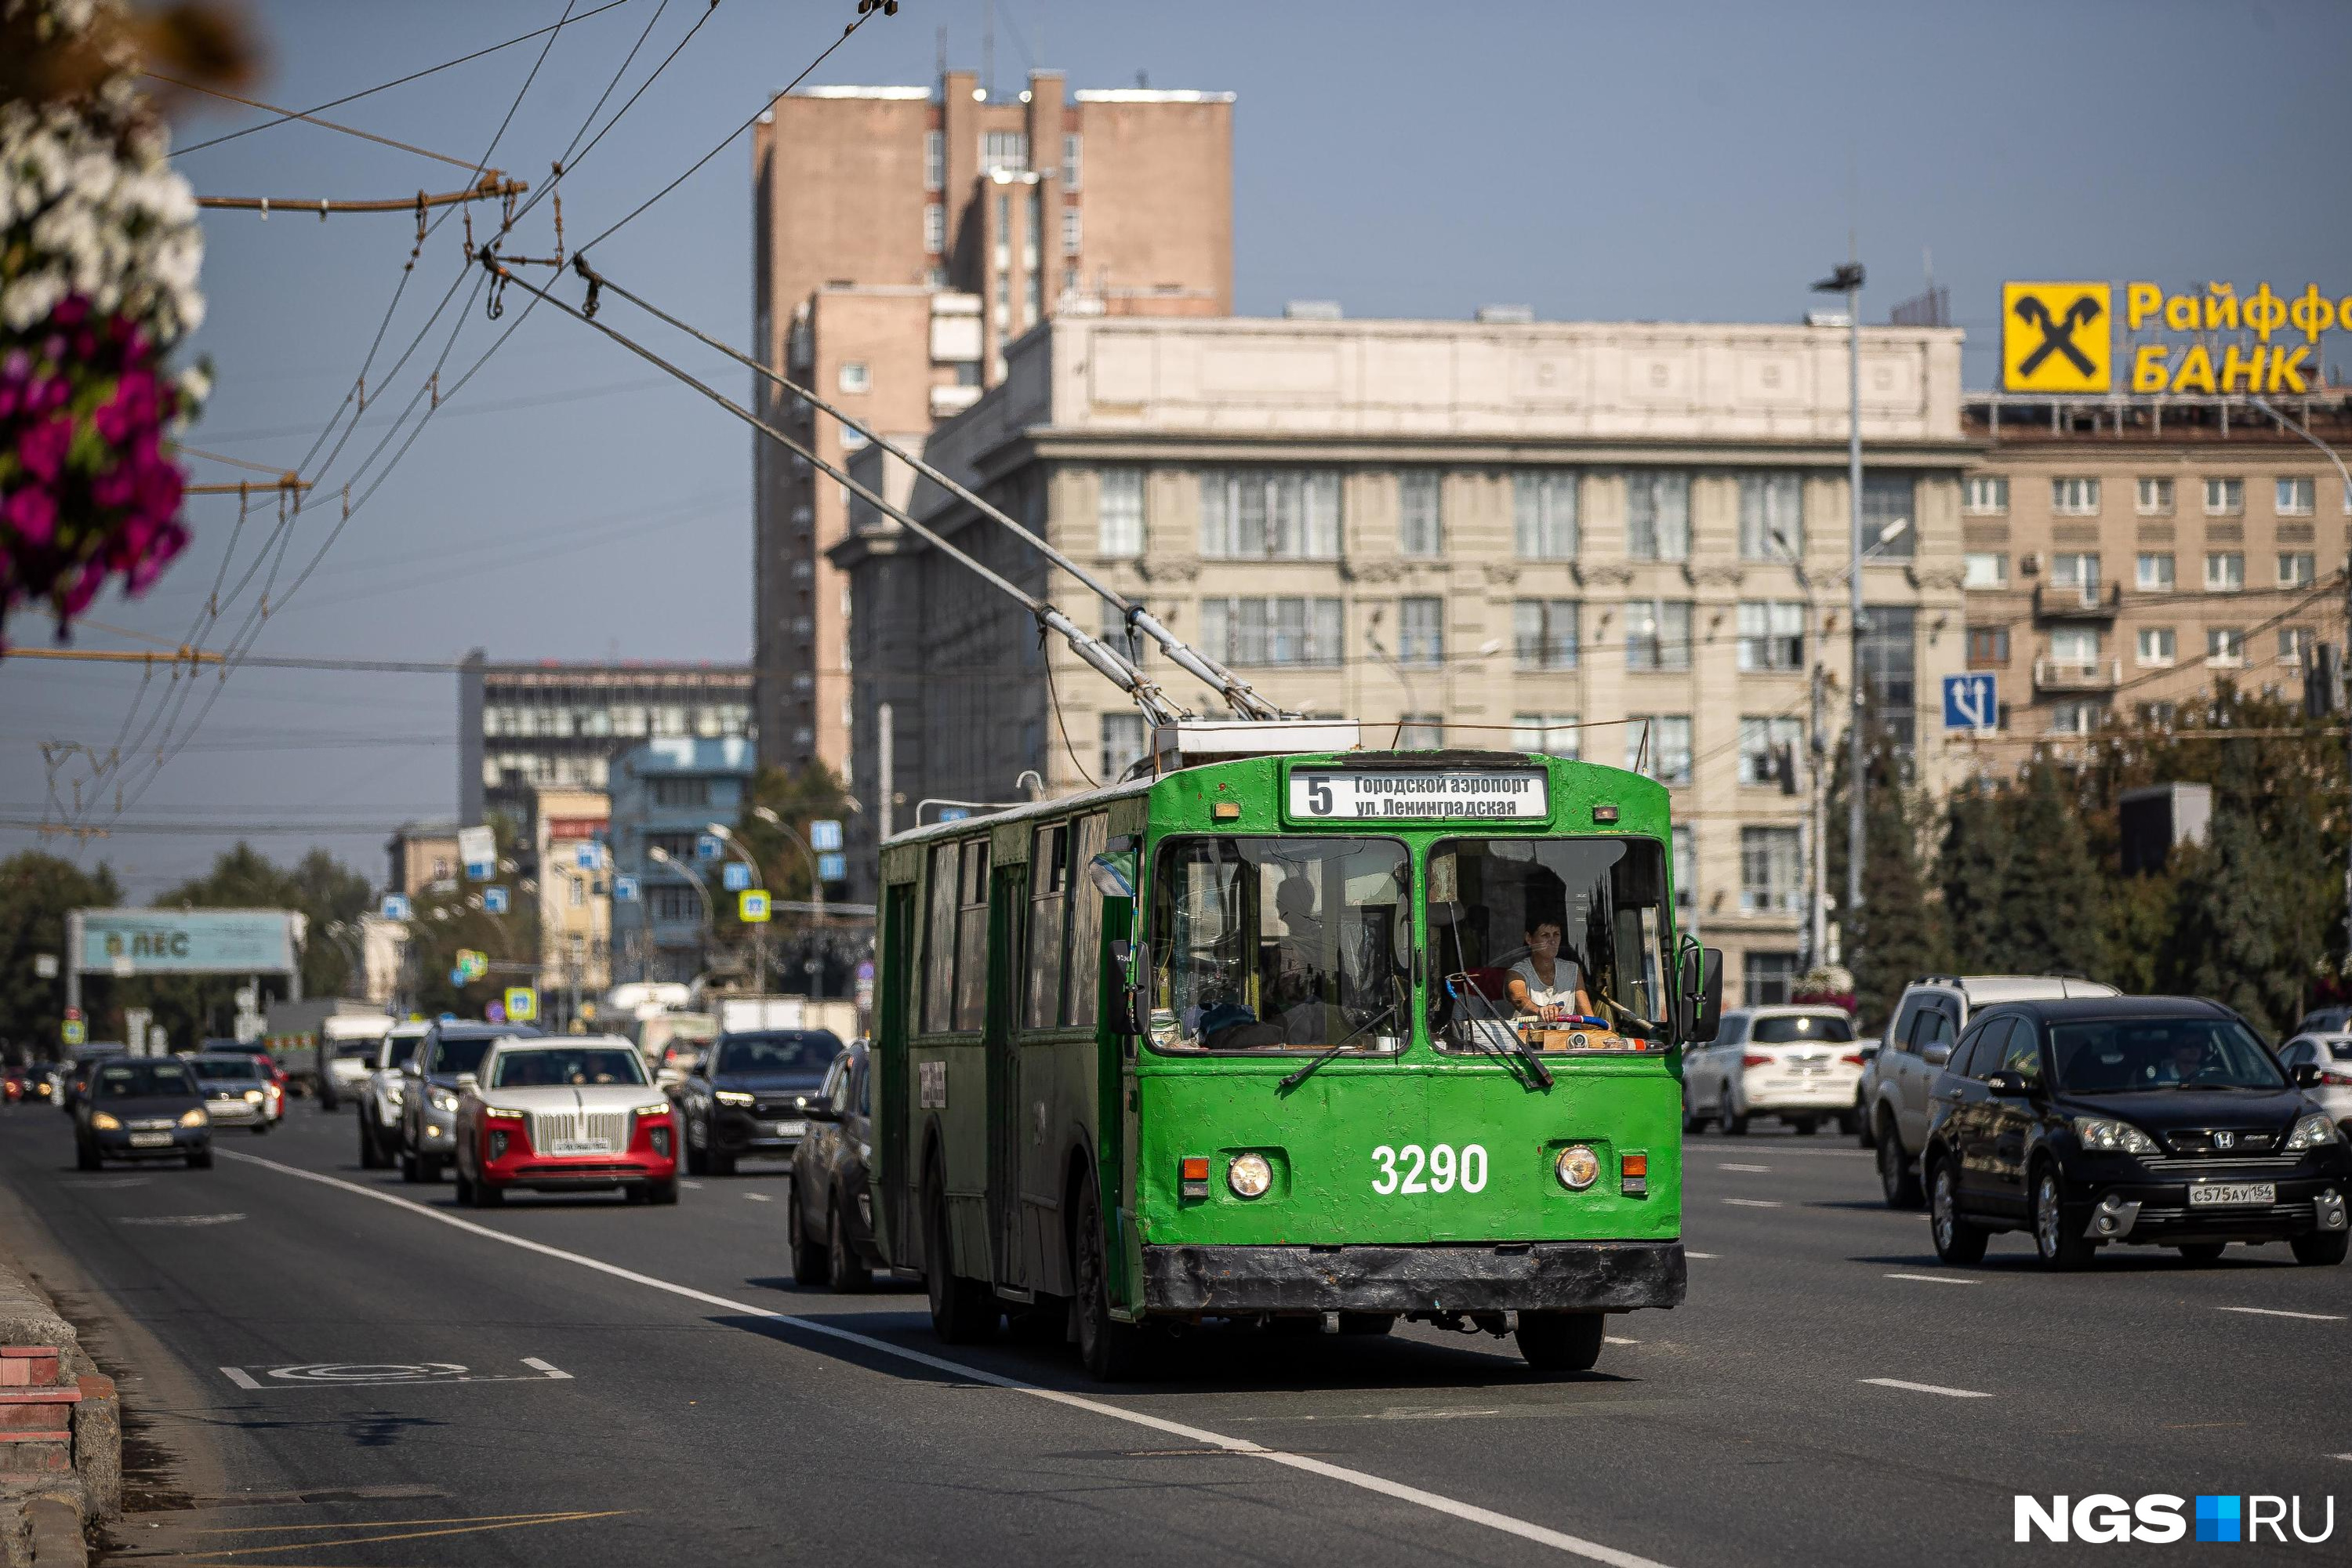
left=2002, top=279, right=2344, bottom=395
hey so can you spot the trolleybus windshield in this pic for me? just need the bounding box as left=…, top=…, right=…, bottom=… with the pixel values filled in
left=1426, top=836, right=1672, bottom=1049
left=1148, top=837, right=1410, bottom=1054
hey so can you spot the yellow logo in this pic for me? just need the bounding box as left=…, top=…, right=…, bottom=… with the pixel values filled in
left=2002, top=281, right=2112, bottom=392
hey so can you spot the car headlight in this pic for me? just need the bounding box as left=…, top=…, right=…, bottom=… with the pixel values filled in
left=244, top=1089, right=264, bottom=1102
left=1227, top=1152, right=1272, bottom=1199
left=1555, top=1145, right=1600, bottom=1190
left=484, top=1105, right=525, bottom=1123
left=634, top=1102, right=673, bottom=1118
left=2286, top=1112, right=2344, bottom=1152
left=89, top=1112, right=122, bottom=1131
left=430, top=1091, right=460, bottom=1112
left=2072, top=1116, right=2159, bottom=1155
left=714, top=1090, right=755, bottom=1107
left=178, top=1108, right=207, bottom=1127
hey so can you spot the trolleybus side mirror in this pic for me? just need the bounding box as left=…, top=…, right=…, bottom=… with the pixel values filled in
left=1679, top=946, right=1724, bottom=1044
left=1123, top=942, right=1153, bottom=1039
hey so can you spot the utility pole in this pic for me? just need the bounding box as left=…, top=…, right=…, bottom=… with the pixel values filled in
left=1773, top=530, right=1829, bottom=972
left=1813, top=256, right=1867, bottom=916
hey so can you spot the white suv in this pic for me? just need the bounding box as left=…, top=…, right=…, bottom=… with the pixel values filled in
left=1683, top=1005, right=1867, bottom=1136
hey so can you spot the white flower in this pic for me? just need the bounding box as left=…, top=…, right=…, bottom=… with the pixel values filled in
left=2, top=270, right=68, bottom=332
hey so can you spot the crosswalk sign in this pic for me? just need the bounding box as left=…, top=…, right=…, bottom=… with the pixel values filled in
left=2002, top=281, right=2111, bottom=393
left=503, top=987, right=538, bottom=1023
left=61, top=1018, right=85, bottom=1047
left=739, top=890, right=771, bottom=924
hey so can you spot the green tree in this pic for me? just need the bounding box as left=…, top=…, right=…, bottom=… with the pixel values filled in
left=1848, top=748, right=1947, bottom=1032
left=0, top=852, right=121, bottom=1063
left=720, top=763, right=857, bottom=996
left=2170, top=804, right=2305, bottom=1034
left=1992, top=764, right=2105, bottom=978
left=1938, top=782, right=2010, bottom=974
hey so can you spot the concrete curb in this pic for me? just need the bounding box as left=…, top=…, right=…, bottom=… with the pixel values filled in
left=0, top=1258, right=117, bottom=1568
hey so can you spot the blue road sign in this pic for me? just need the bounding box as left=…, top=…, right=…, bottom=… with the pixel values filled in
left=574, top=844, right=601, bottom=871
left=721, top=862, right=752, bottom=892
left=809, top=818, right=844, bottom=852
left=818, top=851, right=848, bottom=884
left=612, top=875, right=640, bottom=902
left=380, top=894, right=412, bottom=921
left=695, top=833, right=722, bottom=862
left=938, top=807, right=971, bottom=823
left=484, top=886, right=510, bottom=915
left=465, top=860, right=492, bottom=883
left=1942, top=672, right=1999, bottom=733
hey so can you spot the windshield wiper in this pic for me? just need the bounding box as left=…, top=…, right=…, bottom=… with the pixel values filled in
left=1438, top=909, right=1552, bottom=1090
left=1278, top=1001, right=1401, bottom=1092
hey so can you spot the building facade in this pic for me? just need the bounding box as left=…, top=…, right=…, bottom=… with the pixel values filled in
left=459, top=653, right=753, bottom=826
left=833, top=314, right=1976, bottom=1003
left=1958, top=393, right=2352, bottom=735
left=608, top=737, right=753, bottom=985
left=750, top=67, right=1234, bottom=780
left=530, top=785, right=612, bottom=1026
left=384, top=824, right=459, bottom=898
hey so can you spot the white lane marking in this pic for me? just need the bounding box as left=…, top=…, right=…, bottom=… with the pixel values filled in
left=1715, top=1163, right=1771, bottom=1173
left=521, top=1357, right=572, bottom=1379
left=1720, top=1198, right=1780, bottom=1209
left=220, top=1366, right=261, bottom=1390
left=217, top=1151, right=1675, bottom=1568
left=2332, top=1454, right=2352, bottom=1462
left=1603, top=1336, right=1639, bottom=1345
left=1885, top=1272, right=1980, bottom=1287
left=1686, top=1252, right=1718, bottom=1259
left=680, top=1181, right=705, bottom=1190
left=744, top=1192, right=773, bottom=1203
left=1860, top=1377, right=1992, bottom=1399
left=119, top=1213, right=245, bottom=1226
left=2218, top=1306, right=2345, bottom=1322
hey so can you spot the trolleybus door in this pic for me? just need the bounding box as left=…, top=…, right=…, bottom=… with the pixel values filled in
left=985, top=866, right=1029, bottom=1293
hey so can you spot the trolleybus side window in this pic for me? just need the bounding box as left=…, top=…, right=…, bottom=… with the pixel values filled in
left=1147, top=837, right=1409, bottom=1053
left=1024, top=822, right=1070, bottom=1029
left=1065, top=814, right=1110, bottom=1026
left=920, top=842, right=960, bottom=1033
left=1427, top=836, right=1672, bottom=1048
left=953, top=839, right=991, bottom=1032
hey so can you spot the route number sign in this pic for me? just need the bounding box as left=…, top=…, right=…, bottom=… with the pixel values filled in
left=1289, top=768, right=1548, bottom=822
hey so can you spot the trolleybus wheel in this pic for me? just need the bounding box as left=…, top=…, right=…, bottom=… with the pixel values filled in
left=924, top=1169, right=999, bottom=1343
left=1515, top=1310, right=1604, bottom=1374
left=1072, top=1167, right=1149, bottom=1381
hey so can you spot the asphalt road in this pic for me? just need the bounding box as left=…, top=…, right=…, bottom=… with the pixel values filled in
left=2, top=1099, right=2347, bottom=1567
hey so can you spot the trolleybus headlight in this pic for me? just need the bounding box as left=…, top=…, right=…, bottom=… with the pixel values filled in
left=1228, top=1152, right=1272, bottom=1199
left=1555, top=1145, right=1600, bottom=1191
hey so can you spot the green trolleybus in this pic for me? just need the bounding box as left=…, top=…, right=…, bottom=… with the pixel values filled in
left=870, top=745, right=1723, bottom=1378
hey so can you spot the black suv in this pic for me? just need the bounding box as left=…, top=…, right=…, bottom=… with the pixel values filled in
left=400, top=1020, right=540, bottom=1182
left=1923, top=996, right=2351, bottom=1269
left=680, top=1029, right=840, bottom=1176
left=789, top=1040, right=880, bottom=1290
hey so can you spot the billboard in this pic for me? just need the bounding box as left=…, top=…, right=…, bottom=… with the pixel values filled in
left=74, top=909, right=303, bottom=975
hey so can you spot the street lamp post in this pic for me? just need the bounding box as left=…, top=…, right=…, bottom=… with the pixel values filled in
left=752, top=806, right=826, bottom=998
left=1813, top=257, right=1867, bottom=918
left=1769, top=529, right=1828, bottom=971
left=706, top=823, right=768, bottom=994
left=645, top=846, right=714, bottom=982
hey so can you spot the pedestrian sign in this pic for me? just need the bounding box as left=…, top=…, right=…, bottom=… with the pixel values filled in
left=809, top=818, right=843, bottom=852
left=1942, top=672, right=1999, bottom=733
left=612, top=874, right=640, bottom=902
left=61, top=1018, right=85, bottom=1047
left=2002, top=281, right=2111, bottom=393
left=721, top=862, right=752, bottom=892
left=504, top=987, right=538, bottom=1023
left=381, top=894, right=412, bottom=921
left=695, top=833, right=722, bottom=862
left=739, top=890, right=771, bottom=924
left=484, top=886, right=510, bottom=915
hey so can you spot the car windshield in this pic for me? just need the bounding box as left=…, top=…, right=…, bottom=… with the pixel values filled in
left=714, top=1033, right=840, bottom=1075
left=94, top=1062, right=195, bottom=1098
left=332, top=1041, right=378, bottom=1059
left=188, top=1058, right=260, bottom=1081
left=1147, top=836, right=1411, bottom=1054
left=2050, top=1018, right=2288, bottom=1092
left=491, top=1048, right=647, bottom=1088
left=382, top=1032, right=423, bottom=1069
left=1751, top=1014, right=1856, bottom=1044
left=1426, top=835, right=1673, bottom=1048
left=430, top=1036, right=498, bottom=1076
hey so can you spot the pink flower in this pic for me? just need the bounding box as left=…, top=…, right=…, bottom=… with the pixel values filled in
left=94, top=370, right=158, bottom=445
left=92, top=465, right=135, bottom=508
left=16, top=415, right=72, bottom=482
left=4, top=485, right=59, bottom=546
left=60, top=564, right=104, bottom=617
left=53, top=296, right=89, bottom=329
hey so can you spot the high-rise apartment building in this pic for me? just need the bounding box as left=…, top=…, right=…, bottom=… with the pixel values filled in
left=750, top=67, right=1234, bottom=779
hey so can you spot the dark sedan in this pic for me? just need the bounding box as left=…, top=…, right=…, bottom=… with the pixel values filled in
left=76, top=1058, right=212, bottom=1170
left=1924, top=996, right=2351, bottom=1269
left=789, top=1041, right=880, bottom=1289
left=680, top=1029, right=840, bottom=1176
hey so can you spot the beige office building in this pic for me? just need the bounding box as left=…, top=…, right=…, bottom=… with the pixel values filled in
left=833, top=314, right=1975, bottom=1002
left=1958, top=393, right=2352, bottom=734
left=531, top=786, right=612, bottom=1025
left=751, top=68, right=1234, bottom=779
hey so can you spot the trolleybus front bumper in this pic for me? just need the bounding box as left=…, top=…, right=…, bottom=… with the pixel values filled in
left=1142, top=1240, right=1686, bottom=1315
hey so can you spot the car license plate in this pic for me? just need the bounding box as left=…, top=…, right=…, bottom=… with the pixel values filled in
left=773, top=1120, right=806, bottom=1138
left=550, top=1138, right=610, bottom=1156
left=2188, top=1181, right=2275, bottom=1207
left=127, top=1132, right=172, bottom=1148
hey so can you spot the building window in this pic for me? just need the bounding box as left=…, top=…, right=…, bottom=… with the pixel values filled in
left=2051, top=476, right=2101, bottom=516
left=1962, top=475, right=2009, bottom=516
left=2136, top=552, right=2175, bottom=591
left=1739, top=472, right=1805, bottom=559
left=1397, top=715, right=1445, bottom=748
left=1858, top=605, right=1917, bottom=746
left=1398, top=597, right=1444, bottom=666
left=649, top=777, right=710, bottom=808
left=1737, top=716, right=1802, bottom=789
left=1740, top=827, right=1803, bottom=914
left=1099, top=712, right=1147, bottom=779
left=1061, top=206, right=1081, bottom=256
left=2136, top=627, right=2176, bottom=667
left=2206, top=627, right=2245, bottom=667
left=1966, top=626, right=2009, bottom=667
left=2050, top=553, right=2100, bottom=598
left=1624, top=716, right=1693, bottom=786
left=1626, top=599, right=1693, bottom=672
left=982, top=130, right=1029, bottom=171
left=1735, top=601, right=1804, bottom=672
left=2049, top=700, right=2101, bottom=737
left=2204, top=477, right=2245, bottom=516
left=2277, top=477, right=2317, bottom=517
left=1625, top=471, right=1691, bottom=561
left=2281, top=626, right=2314, bottom=662
left=1198, top=597, right=1345, bottom=666
left=1861, top=474, right=1918, bottom=556
left=1963, top=551, right=2007, bottom=589
left=1062, top=132, right=1082, bottom=189
left=2050, top=626, right=2100, bottom=667
left=1513, top=471, right=1578, bottom=559
left=838, top=361, right=870, bottom=394
left=924, top=202, right=945, bottom=254
left=1511, top=713, right=1581, bottom=758
left=1097, top=468, right=1144, bottom=557
left=2204, top=551, right=2245, bottom=592
left=2136, top=476, right=2174, bottom=516
left=1399, top=471, right=1444, bottom=557
left=1024, top=189, right=1041, bottom=272
left=1199, top=469, right=1342, bottom=559
left=649, top=886, right=702, bottom=924
left=2279, top=551, right=2316, bottom=587
left=924, top=129, right=943, bottom=191
left=1672, top=825, right=1697, bottom=913
left=1744, top=953, right=1799, bottom=1007
left=1512, top=599, right=1579, bottom=669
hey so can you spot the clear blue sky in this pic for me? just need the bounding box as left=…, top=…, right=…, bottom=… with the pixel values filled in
left=5, top=0, right=2348, bottom=897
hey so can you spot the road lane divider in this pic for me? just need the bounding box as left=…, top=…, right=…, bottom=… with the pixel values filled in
left=1883, top=1273, right=1980, bottom=1287
left=1860, top=1378, right=1992, bottom=1399
left=215, top=1151, right=1678, bottom=1568
left=1719, top=1199, right=1780, bottom=1209
left=1715, top=1164, right=1770, bottom=1174
left=2217, top=1306, right=2343, bottom=1322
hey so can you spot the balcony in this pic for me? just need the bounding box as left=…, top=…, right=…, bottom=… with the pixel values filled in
left=2034, top=581, right=2122, bottom=619
left=2034, top=657, right=2123, bottom=692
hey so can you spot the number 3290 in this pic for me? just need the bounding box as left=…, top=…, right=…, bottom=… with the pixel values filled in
left=1371, top=1143, right=1487, bottom=1195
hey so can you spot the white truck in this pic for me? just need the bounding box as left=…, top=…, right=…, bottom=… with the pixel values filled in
left=263, top=999, right=394, bottom=1109
left=1861, top=974, right=2119, bottom=1208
